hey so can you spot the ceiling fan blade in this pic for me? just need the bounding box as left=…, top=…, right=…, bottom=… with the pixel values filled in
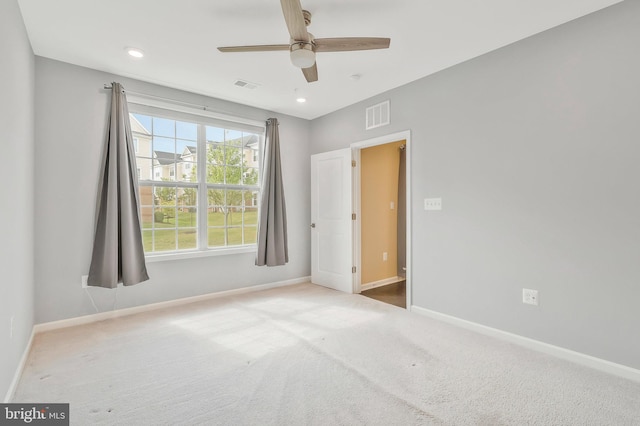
left=280, top=0, right=309, bottom=41
left=302, top=63, right=318, bottom=83
left=315, top=37, right=391, bottom=52
left=218, top=44, right=290, bottom=53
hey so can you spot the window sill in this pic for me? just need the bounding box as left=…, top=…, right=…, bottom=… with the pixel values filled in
left=145, top=245, right=256, bottom=263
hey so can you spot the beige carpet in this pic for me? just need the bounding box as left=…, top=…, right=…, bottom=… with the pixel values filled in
left=13, top=283, right=640, bottom=425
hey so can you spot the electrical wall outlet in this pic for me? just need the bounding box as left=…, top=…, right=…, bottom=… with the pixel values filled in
left=523, top=288, right=539, bottom=306
left=424, top=198, right=442, bottom=210
left=382, top=252, right=388, bottom=261
left=390, top=201, right=395, bottom=210
left=81, top=275, right=88, bottom=288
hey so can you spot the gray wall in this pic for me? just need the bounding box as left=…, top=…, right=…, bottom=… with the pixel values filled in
left=311, top=1, right=640, bottom=370
left=0, top=0, right=35, bottom=400
left=34, top=58, right=311, bottom=324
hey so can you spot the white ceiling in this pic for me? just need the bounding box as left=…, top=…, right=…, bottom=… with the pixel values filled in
left=18, top=0, right=621, bottom=120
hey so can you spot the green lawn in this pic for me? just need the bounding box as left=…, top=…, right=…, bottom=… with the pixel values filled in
left=142, top=210, right=257, bottom=252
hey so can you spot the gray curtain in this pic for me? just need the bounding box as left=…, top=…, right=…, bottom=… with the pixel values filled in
left=397, top=145, right=406, bottom=278
left=88, top=83, right=149, bottom=288
left=256, top=118, right=289, bottom=266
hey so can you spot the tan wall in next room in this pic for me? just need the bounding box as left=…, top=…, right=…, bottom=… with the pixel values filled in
left=361, top=140, right=404, bottom=284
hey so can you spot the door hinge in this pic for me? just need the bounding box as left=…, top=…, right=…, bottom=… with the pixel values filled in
left=351, top=160, right=356, bottom=167
left=352, top=213, right=356, bottom=220
left=352, top=266, right=356, bottom=273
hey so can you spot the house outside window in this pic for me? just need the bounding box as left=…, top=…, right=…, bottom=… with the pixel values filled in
left=129, top=106, right=263, bottom=256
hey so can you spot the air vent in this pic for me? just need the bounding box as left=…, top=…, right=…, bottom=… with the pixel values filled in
left=365, top=100, right=390, bottom=130
left=233, top=79, right=259, bottom=90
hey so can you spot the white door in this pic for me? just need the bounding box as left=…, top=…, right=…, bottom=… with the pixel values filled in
left=311, top=149, right=353, bottom=293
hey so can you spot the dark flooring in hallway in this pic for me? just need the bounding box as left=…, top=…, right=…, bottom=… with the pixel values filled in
left=361, top=280, right=406, bottom=308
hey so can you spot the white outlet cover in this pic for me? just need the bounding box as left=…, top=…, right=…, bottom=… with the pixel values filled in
left=81, top=275, right=88, bottom=288
left=522, top=288, right=539, bottom=306
left=424, top=198, right=442, bottom=211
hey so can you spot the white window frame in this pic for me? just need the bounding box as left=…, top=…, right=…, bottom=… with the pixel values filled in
left=128, top=98, right=265, bottom=261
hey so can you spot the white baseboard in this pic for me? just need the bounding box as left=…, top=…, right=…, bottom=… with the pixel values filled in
left=360, top=276, right=403, bottom=292
left=411, top=305, right=640, bottom=383
left=35, top=276, right=311, bottom=334
left=4, top=329, right=35, bottom=403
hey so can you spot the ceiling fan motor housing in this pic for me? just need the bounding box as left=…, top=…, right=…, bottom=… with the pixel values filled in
left=290, top=35, right=316, bottom=68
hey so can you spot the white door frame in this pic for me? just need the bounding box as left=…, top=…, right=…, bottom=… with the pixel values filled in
left=351, top=130, right=412, bottom=310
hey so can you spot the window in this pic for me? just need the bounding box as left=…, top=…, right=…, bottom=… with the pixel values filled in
left=133, top=137, right=139, bottom=153
left=129, top=104, right=263, bottom=256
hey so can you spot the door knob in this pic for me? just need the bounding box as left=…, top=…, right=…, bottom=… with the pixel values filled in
left=310, top=223, right=316, bottom=228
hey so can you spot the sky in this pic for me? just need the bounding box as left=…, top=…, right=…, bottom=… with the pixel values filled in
left=132, top=113, right=247, bottom=154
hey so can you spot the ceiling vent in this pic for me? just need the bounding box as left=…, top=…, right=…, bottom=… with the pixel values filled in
left=366, top=100, right=390, bottom=130
left=233, top=79, right=259, bottom=90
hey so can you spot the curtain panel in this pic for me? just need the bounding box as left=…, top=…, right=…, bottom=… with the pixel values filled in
left=256, top=118, right=288, bottom=266
left=88, top=83, right=149, bottom=288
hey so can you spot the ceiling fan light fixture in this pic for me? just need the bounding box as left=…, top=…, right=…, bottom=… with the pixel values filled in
left=290, top=42, right=315, bottom=69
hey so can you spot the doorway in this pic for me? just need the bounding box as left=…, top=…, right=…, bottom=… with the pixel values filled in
left=310, top=131, right=411, bottom=309
left=352, top=131, right=411, bottom=309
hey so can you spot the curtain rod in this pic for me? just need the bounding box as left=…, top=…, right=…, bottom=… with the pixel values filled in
left=102, top=84, right=266, bottom=128
left=103, top=84, right=212, bottom=111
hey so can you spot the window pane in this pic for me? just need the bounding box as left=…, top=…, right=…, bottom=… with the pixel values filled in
left=132, top=113, right=152, bottom=130
left=207, top=189, right=225, bottom=210
left=155, top=187, right=177, bottom=215
left=244, top=207, right=258, bottom=225
left=227, top=227, right=242, bottom=245
left=140, top=205, right=153, bottom=229
left=206, top=143, right=225, bottom=183
left=243, top=168, right=258, bottom=185
left=153, top=149, right=176, bottom=181
left=244, top=146, right=258, bottom=168
left=225, top=129, right=242, bottom=143
left=153, top=117, right=175, bottom=138
left=178, top=188, right=197, bottom=209
left=244, top=226, right=257, bottom=244
left=177, top=206, right=197, bottom=228
left=226, top=166, right=242, bottom=184
left=153, top=136, right=176, bottom=154
left=208, top=227, right=225, bottom=247
left=154, top=230, right=176, bottom=252
left=228, top=208, right=242, bottom=226
left=136, top=157, right=153, bottom=180
left=227, top=190, right=242, bottom=207
left=142, top=230, right=153, bottom=252
left=225, top=146, right=242, bottom=166
left=178, top=229, right=197, bottom=250
left=152, top=206, right=168, bottom=228
left=176, top=121, right=197, bottom=141
left=176, top=162, right=195, bottom=182
left=206, top=126, right=224, bottom=142
left=133, top=135, right=152, bottom=157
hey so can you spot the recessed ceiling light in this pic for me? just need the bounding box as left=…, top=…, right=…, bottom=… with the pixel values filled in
left=126, top=47, right=144, bottom=58
left=294, top=88, right=306, bottom=103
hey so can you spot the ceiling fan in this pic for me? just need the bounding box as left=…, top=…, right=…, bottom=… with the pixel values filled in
left=217, top=0, right=391, bottom=83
